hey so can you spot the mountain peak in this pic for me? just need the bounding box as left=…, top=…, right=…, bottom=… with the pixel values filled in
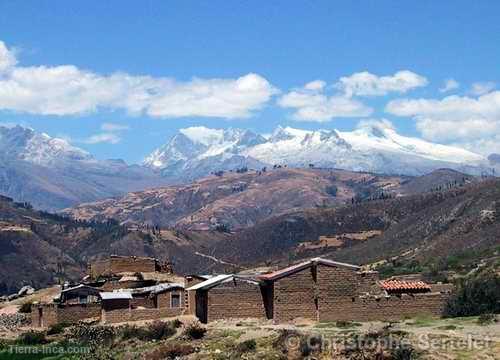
left=144, top=124, right=489, bottom=179
left=0, top=124, right=91, bottom=165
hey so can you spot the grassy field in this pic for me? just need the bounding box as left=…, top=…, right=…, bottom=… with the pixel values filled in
left=0, top=315, right=498, bottom=359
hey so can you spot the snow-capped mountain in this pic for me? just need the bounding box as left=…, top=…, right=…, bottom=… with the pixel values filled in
left=145, top=123, right=491, bottom=179
left=0, top=125, right=92, bottom=165
left=0, top=125, right=168, bottom=210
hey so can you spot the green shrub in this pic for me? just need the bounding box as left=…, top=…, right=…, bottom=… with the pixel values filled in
left=445, top=272, right=500, bottom=317
left=235, top=339, right=257, bottom=353
left=182, top=321, right=206, bottom=340
left=17, top=330, right=47, bottom=345
left=119, top=324, right=147, bottom=340
left=477, top=313, right=497, bottom=325
left=47, top=322, right=72, bottom=335
left=391, top=343, right=418, bottom=360
left=18, top=302, right=32, bottom=314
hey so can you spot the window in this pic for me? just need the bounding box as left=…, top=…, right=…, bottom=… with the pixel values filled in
left=171, top=293, right=181, bottom=308
left=79, top=296, right=88, bottom=304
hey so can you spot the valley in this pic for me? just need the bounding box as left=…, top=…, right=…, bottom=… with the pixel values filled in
left=0, top=167, right=498, bottom=295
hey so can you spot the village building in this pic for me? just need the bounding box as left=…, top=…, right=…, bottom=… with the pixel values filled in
left=32, top=255, right=452, bottom=328
left=186, top=275, right=269, bottom=323
left=258, top=257, right=450, bottom=323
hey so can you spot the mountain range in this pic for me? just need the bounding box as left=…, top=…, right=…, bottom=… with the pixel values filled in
left=144, top=123, right=494, bottom=181
left=0, top=123, right=497, bottom=211
left=0, top=125, right=169, bottom=210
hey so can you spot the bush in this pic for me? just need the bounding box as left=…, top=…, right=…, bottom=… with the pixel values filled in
left=69, top=324, right=116, bottom=347
left=335, top=320, right=361, bottom=328
left=18, top=302, right=32, bottom=314
left=235, top=339, right=257, bottom=353
left=145, top=321, right=176, bottom=341
left=118, top=324, right=147, bottom=340
left=17, top=330, right=47, bottom=345
left=145, top=341, right=195, bottom=359
left=445, top=272, right=500, bottom=317
left=477, top=313, right=498, bottom=326
left=325, top=185, right=338, bottom=197
left=182, top=321, right=206, bottom=340
left=47, top=322, right=72, bottom=335
left=171, top=319, right=183, bottom=329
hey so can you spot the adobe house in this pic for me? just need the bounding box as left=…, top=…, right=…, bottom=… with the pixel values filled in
left=100, top=283, right=185, bottom=324
left=59, top=284, right=101, bottom=304
left=258, top=257, right=450, bottom=323
left=187, top=275, right=269, bottom=323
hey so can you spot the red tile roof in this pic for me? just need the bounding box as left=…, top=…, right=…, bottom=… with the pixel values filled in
left=379, top=280, right=431, bottom=292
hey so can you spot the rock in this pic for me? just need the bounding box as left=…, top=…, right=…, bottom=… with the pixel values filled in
left=17, top=285, right=35, bottom=297
left=0, top=313, right=30, bottom=331
left=7, top=294, right=19, bottom=301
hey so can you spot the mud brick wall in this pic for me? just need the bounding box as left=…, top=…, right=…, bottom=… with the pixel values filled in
left=32, top=304, right=101, bottom=328
left=103, top=305, right=183, bottom=324
left=272, top=267, right=318, bottom=323
left=89, top=257, right=157, bottom=278
left=109, top=257, right=156, bottom=274
left=102, top=307, right=131, bottom=324
left=318, top=293, right=449, bottom=322
left=207, top=280, right=267, bottom=322
left=56, top=304, right=101, bottom=324
left=156, top=290, right=184, bottom=309
left=32, top=305, right=58, bottom=328
left=88, top=259, right=109, bottom=279
left=101, top=280, right=149, bottom=291
left=185, top=277, right=205, bottom=315
left=131, top=296, right=156, bottom=309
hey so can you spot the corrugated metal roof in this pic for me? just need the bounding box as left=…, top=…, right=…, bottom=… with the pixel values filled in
left=186, top=274, right=233, bottom=291
left=61, top=284, right=99, bottom=293
left=100, top=292, right=132, bottom=300
left=259, top=257, right=360, bottom=281
left=115, top=282, right=184, bottom=295
left=379, top=280, right=431, bottom=292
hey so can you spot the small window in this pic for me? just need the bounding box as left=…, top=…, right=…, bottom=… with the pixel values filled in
left=79, top=296, right=88, bottom=304
left=171, top=294, right=181, bottom=308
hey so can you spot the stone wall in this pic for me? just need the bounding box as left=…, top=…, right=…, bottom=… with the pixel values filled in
left=206, top=279, right=268, bottom=322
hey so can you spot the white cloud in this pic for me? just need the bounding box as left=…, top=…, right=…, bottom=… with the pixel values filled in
left=278, top=86, right=372, bottom=122
left=278, top=70, right=427, bottom=122
left=0, top=40, right=277, bottom=119
left=304, top=80, right=326, bottom=91
left=82, top=133, right=121, bottom=145
left=0, top=41, right=17, bottom=73
left=386, top=91, right=500, bottom=154
left=101, top=122, right=129, bottom=132
left=470, top=81, right=496, bottom=96
left=439, top=78, right=459, bottom=93
left=336, top=70, right=428, bottom=97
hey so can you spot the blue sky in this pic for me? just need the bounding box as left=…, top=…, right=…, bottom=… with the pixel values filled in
left=0, top=1, right=499, bottom=163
